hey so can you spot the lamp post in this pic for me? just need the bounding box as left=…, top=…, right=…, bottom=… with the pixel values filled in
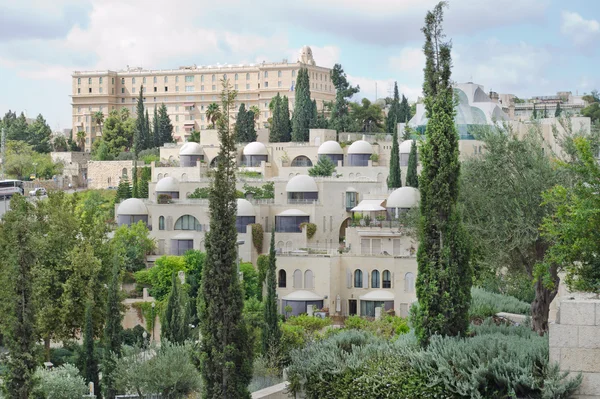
left=236, top=240, right=245, bottom=281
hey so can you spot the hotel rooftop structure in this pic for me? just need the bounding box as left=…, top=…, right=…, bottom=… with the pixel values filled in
left=71, top=46, right=335, bottom=150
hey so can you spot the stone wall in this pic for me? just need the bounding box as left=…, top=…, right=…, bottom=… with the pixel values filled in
left=87, top=160, right=134, bottom=189
left=251, top=382, right=294, bottom=399
left=550, top=298, right=600, bottom=398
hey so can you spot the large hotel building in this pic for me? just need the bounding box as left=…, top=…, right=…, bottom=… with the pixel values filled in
left=71, top=46, right=335, bottom=150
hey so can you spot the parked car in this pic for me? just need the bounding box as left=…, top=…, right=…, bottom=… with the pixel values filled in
left=29, top=187, right=47, bottom=196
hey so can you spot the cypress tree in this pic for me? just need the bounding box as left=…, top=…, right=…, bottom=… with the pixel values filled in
left=134, top=86, right=145, bottom=156
left=115, top=177, right=132, bottom=203
left=0, top=196, right=37, bottom=398
left=406, top=140, right=419, bottom=188
left=245, top=108, right=257, bottom=142
left=402, top=117, right=412, bottom=141
left=235, top=103, right=248, bottom=143
left=138, top=166, right=150, bottom=199
left=555, top=102, right=562, bottom=117
left=82, top=301, right=99, bottom=395
left=399, top=94, right=411, bottom=123
left=280, top=96, right=291, bottom=142
left=153, top=107, right=160, bottom=148
left=291, top=68, right=312, bottom=142
left=269, top=95, right=282, bottom=142
left=543, top=104, right=548, bottom=119
left=533, top=103, right=538, bottom=119
left=163, top=273, right=190, bottom=344
left=386, top=82, right=401, bottom=134
left=158, top=103, right=175, bottom=145
left=144, top=109, right=151, bottom=149
left=309, top=99, right=318, bottom=128
left=387, top=128, right=402, bottom=189
left=102, top=256, right=124, bottom=399
left=262, top=232, right=282, bottom=364
left=198, top=80, right=253, bottom=398
left=414, top=1, right=472, bottom=346
left=131, top=163, right=138, bottom=198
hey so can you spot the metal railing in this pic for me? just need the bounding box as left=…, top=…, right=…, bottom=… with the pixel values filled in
left=287, top=199, right=319, bottom=205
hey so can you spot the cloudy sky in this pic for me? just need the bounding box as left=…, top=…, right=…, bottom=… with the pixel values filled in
left=0, top=0, right=598, bottom=130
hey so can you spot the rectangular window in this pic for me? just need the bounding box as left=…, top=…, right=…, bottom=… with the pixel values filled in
left=133, top=87, right=137, bottom=93
left=201, top=75, right=204, bottom=82
left=99, top=87, right=103, bottom=93
left=292, top=70, right=296, bottom=77
left=143, top=86, right=146, bottom=92
left=88, top=77, right=92, bottom=84
left=143, top=77, right=146, bottom=83
left=264, top=81, right=269, bottom=88
left=176, top=115, right=179, bottom=121
left=185, top=86, right=194, bottom=92
left=99, top=77, right=103, bottom=84
left=121, top=78, right=125, bottom=84
left=153, top=76, right=157, bottom=83
left=234, top=84, right=238, bottom=90
left=165, top=86, right=168, bottom=92
left=264, top=71, right=268, bottom=78
left=176, top=126, right=179, bottom=132
left=175, top=105, right=179, bottom=111
left=154, top=87, right=157, bottom=92
left=201, top=85, right=204, bottom=91
left=153, top=97, right=156, bottom=102
left=176, top=76, right=179, bottom=82
left=132, top=77, right=136, bottom=84
left=246, top=83, right=250, bottom=90
left=121, top=98, right=125, bottom=103
left=278, top=71, right=282, bottom=77
left=112, top=77, right=115, bottom=84
left=88, top=87, right=92, bottom=93
left=111, top=88, right=114, bottom=94
left=212, top=85, right=216, bottom=91
left=264, top=111, right=268, bottom=118
left=176, top=86, right=179, bottom=92
left=77, top=88, right=80, bottom=94
left=77, top=78, right=81, bottom=85
left=185, top=76, right=194, bottom=82
left=278, top=81, right=282, bottom=87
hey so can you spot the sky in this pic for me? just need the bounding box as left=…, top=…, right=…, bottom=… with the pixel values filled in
left=0, top=0, right=599, bottom=131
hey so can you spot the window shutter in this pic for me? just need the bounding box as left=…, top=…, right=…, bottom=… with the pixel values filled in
left=346, top=270, right=352, bottom=288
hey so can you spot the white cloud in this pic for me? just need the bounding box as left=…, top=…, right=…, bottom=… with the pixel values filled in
left=560, top=11, right=600, bottom=45
left=347, top=75, right=421, bottom=103
left=388, top=47, right=425, bottom=73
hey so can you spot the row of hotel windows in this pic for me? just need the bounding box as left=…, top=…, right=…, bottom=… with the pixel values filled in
left=76, top=69, right=330, bottom=86
left=277, top=269, right=416, bottom=292
left=78, top=81, right=332, bottom=94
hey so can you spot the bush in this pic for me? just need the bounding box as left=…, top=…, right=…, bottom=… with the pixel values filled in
left=134, top=255, right=187, bottom=300
left=470, top=287, right=531, bottom=319
left=121, top=325, right=148, bottom=347
left=344, top=315, right=410, bottom=338
left=32, top=364, right=87, bottom=399
left=286, top=314, right=331, bottom=332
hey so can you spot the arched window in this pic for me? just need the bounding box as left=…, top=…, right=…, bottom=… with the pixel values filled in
left=174, top=215, right=201, bottom=231
left=293, top=269, right=302, bottom=288
left=291, top=155, right=313, bottom=167
left=404, top=272, right=415, bottom=293
left=304, top=270, right=313, bottom=289
left=235, top=73, right=238, bottom=81
left=371, top=270, right=380, bottom=288
left=159, top=216, right=165, bottom=230
left=354, top=269, right=363, bottom=288
left=383, top=270, right=392, bottom=289
left=278, top=269, right=286, bottom=288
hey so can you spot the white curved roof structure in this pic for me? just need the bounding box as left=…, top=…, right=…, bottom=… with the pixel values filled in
left=277, top=209, right=309, bottom=217
left=286, top=175, right=318, bottom=192
left=117, top=198, right=148, bottom=215
left=351, top=200, right=386, bottom=212
left=282, top=290, right=323, bottom=301
left=346, top=186, right=357, bottom=192
left=399, top=140, right=414, bottom=154
left=386, top=187, right=420, bottom=209
left=317, top=140, right=343, bottom=155
left=237, top=198, right=255, bottom=217
left=179, top=142, right=203, bottom=155
left=347, top=140, right=373, bottom=155
left=243, top=141, right=268, bottom=156
left=156, top=176, right=179, bottom=192
left=359, top=290, right=395, bottom=301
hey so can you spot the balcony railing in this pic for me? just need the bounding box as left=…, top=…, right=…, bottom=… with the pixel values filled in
left=287, top=199, right=319, bottom=205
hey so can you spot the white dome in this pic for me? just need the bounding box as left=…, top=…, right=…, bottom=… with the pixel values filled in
left=399, top=140, right=414, bottom=154
left=277, top=209, right=309, bottom=216
left=156, top=176, right=179, bottom=192
left=243, top=141, right=268, bottom=156
left=180, top=142, right=203, bottom=155
left=237, top=198, right=255, bottom=217
left=285, top=175, right=318, bottom=192
left=317, top=140, right=343, bottom=155
left=347, top=140, right=373, bottom=155
left=117, top=198, right=148, bottom=215
left=386, top=187, right=420, bottom=209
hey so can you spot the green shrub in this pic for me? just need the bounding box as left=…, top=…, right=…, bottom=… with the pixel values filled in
left=286, top=314, right=331, bottom=332
left=470, top=287, right=531, bottom=319
left=344, top=315, right=410, bottom=338
left=134, top=255, right=186, bottom=300
left=32, top=364, right=87, bottom=399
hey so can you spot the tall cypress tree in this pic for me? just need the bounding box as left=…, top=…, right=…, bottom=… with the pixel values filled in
left=163, top=273, right=190, bottom=344
left=198, top=80, right=253, bottom=398
left=245, top=109, right=257, bottom=143
left=387, top=128, right=402, bottom=189
left=138, top=166, right=150, bottom=199
left=158, top=103, right=174, bottom=145
left=262, top=232, right=282, bottom=364
left=131, top=163, right=138, bottom=198
left=291, top=68, right=312, bottom=142
left=235, top=103, right=248, bottom=143
left=134, top=86, right=145, bottom=156
left=153, top=107, right=160, bottom=148
left=406, top=140, right=419, bottom=188
left=414, top=1, right=472, bottom=346
left=280, top=96, right=291, bottom=142
left=399, top=95, right=411, bottom=123
left=269, top=95, right=282, bottom=142
left=533, top=103, right=538, bottom=119
left=82, top=301, right=99, bottom=395
left=0, top=196, right=37, bottom=398
left=144, top=109, right=151, bottom=149
left=102, top=256, right=123, bottom=399
left=555, top=102, right=562, bottom=117
left=386, top=82, right=401, bottom=134
left=309, top=99, right=318, bottom=128
left=543, top=104, right=548, bottom=119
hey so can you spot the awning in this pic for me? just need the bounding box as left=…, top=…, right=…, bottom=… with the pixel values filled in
left=277, top=209, right=309, bottom=217
left=173, top=232, right=195, bottom=240
left=184, top=122, right=196, bottom=126
left=183, top=102, right=195, bottom=106
left=282, top=290, right=324, bottom=301
left=359, top=290, right=395, bottom=301
left=351, top=199, right=386, bottom=212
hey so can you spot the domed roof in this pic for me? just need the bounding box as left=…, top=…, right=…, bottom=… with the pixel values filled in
left=286, top=175, right=318, bottom=192
left=399, top=140, right=414, bottom=154
left=117, top=198, right=148, bottom=215
left=277, top=209, right=309, bottom=216
left=347, top=140, right=373, bottom=155
left=386, top=187, right=420, bottom=209
left=237, top=198, right=255, bottom=217
left=243, top=141, right=268, bottom=156
left=156, top=176, right=179, bottom=192
left=317, top=140, right=343, bottom=155
left=180, top=142, right=203, bottom=155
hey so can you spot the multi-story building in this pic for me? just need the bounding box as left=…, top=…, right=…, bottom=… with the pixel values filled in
left=71, top=46, right=335, bottom=150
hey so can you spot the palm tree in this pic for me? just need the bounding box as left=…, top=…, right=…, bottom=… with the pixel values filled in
left=206, top=103, right=221, bottom=129
left=188, top=130, right=200, bottom=143
left=249, top=105, right=260, bottom=128
left=76, top=130, right=86, bottom=151
left=93, top=111, right=104, bottom=135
